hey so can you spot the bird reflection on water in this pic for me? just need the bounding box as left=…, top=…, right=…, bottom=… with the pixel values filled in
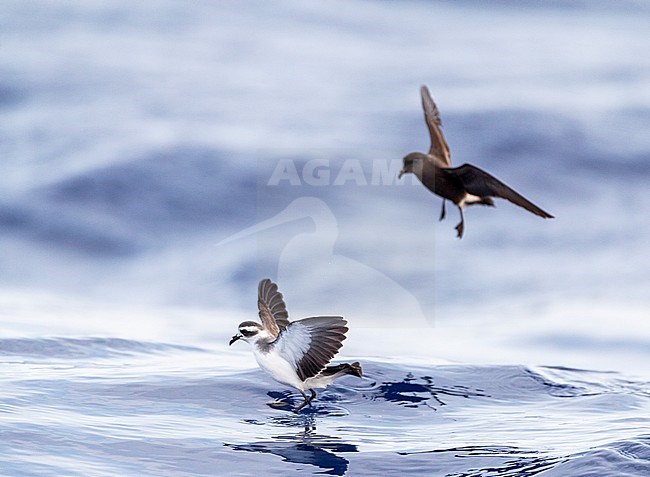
left=226, top=412, right=357, bottom=476
left=225, top=371, right=489, bottom=475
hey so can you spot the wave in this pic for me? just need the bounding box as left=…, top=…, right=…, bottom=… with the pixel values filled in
left=546, top=436, right=650, bottom=477
left=0, top=337, right=203, bottom=359
left=1, top=347, right=649, bottom=476
left=0, top=146, right=256, bottom=256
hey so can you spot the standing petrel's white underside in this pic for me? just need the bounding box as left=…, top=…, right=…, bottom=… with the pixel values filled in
left=230, top=279, right=362, bottom=412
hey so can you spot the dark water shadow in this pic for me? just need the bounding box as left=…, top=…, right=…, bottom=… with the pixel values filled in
left=364, top=372, right=488, bottom=409
left=225, top=417, right=357, bottom=476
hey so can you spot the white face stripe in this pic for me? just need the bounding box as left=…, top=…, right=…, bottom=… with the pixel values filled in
left=239, top=325, right=262, bottom=339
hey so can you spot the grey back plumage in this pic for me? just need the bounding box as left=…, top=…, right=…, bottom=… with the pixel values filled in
left=273, top=316, right=348, bottom=381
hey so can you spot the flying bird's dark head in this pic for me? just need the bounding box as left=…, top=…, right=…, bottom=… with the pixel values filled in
left=399, top=152, right=425, bottom=179
left=229, top=321, right=264, bottom=346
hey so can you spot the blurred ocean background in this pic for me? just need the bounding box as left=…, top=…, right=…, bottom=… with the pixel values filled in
left=1, top=0, right=649, bottom=475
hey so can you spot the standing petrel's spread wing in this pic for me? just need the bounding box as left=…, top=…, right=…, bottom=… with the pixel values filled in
left=258, top=278, right=290, bottom=339
left=450, top=164, right=554, bottom=219
left=421, top=85, right=451, bottom=166
left=273, top=316, right=348, bottom=381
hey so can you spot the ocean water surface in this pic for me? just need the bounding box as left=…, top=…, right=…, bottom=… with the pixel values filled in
left=2, top=335, right=649, bottom=476
left=1, top=0, right=650, bottom=475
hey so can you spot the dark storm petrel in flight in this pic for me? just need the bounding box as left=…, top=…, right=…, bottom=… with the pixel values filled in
left=399, top=85, right=554, bottom=238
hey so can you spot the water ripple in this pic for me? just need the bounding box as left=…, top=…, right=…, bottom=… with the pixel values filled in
left=1, top=342, right=650, bottom=476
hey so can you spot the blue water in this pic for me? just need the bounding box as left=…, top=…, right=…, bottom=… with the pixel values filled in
left=1, top=338, right=649, bottom=476
left=1, top=0, right=650, bottom=475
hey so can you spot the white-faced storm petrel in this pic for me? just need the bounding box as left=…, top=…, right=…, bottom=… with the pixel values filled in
left=399, top=85, right=554, bottom=238
left=229, top=279, right=362, bottom=412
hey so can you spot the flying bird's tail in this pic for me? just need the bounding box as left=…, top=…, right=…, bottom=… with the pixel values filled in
left=451, top=164, right=554, bottom=219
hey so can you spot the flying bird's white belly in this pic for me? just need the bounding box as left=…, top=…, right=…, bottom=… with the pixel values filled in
left=253, top=347, right=304, bottom=390
left=459, top=193, right=483, bottom=208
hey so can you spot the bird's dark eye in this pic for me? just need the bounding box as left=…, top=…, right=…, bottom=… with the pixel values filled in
left=240, top=329, right=257, bottom=337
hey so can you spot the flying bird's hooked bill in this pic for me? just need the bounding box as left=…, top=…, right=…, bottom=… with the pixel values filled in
left=229, top=278, right=362, bottom=412
left=399, top=85, right=554, bottom=238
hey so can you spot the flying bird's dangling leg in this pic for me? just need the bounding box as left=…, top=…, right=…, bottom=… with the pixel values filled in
left=439, top=200, right=447, bottom=221
left=455, top=207, right=465, bottom=239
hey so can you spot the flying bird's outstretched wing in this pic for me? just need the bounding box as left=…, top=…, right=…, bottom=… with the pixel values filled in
left=258, top=278, right=290, bottom=339
left=450, top=164, right=554, bottom=219
left=273, top=316, right=348, bottom=381
left=421, top=85, right=451, bottom=166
